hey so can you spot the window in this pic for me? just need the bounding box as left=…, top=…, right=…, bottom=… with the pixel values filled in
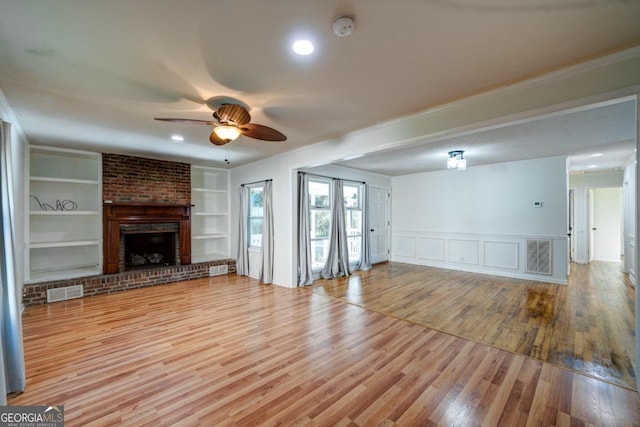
left=309, top=179, right=331, bottom=270
left=307, top=179, right=364, bottom=271
left=248, top=185, right=264, bottom=248
left=343, top=184, right=363, bottom=264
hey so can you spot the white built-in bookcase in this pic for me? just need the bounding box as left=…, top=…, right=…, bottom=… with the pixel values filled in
left=190, top=166, right=229, bottom=262
left=26, top=145, right=102, bottom=283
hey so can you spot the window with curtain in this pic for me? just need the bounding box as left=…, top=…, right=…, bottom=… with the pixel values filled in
left=307, top=179, right=365, bottom=271
left=309, top=178, right=331, bottom=270
left=343, top=183, right=363, bottom=265
left=248, top=185, right=264, bottom=248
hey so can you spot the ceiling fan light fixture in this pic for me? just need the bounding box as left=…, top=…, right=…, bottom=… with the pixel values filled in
left=213, top=125, right=241, bottom=142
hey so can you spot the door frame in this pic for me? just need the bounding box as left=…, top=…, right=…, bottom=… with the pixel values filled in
left=369, top=185, right=391, bottom=264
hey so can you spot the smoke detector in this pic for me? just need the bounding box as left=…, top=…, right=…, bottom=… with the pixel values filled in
left=333, top=16, right=355, bottom=37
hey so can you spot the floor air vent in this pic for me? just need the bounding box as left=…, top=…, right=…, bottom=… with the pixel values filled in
left=47, top=285, right=83, bottom=303
left=209, top=265, right=228, bottom=277
left=526, top=239, right=552, bottom=275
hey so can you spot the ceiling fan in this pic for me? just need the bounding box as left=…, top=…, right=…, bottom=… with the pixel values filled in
left=155, top=103, right=286, bottom=145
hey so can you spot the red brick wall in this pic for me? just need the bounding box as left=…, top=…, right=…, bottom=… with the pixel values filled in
left=102, top=154, right=191, bottom=204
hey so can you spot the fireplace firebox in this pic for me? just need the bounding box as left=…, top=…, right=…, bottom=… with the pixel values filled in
left=103, top=203, right=191, bottom=274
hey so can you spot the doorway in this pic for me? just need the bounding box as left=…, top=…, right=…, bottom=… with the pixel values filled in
left=588, top=186, right=623, bottom=263
left=369, top=186, right=391, bottom=264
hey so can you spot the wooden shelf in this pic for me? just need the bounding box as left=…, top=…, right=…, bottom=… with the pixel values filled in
left=30, top=210, right=99, bottom=216
left=30, top=176, right=99, bottom=185
left=193, top=234, right=227, bottom=240
left=192, top=253, right=229, bottom=263
left=26, top=266, right=102, bottom=284
left=193, top=212, right=227, bottom=216
left=30, top=240, right=100, bottom=249
left=192, top=188, right=227, bottom=193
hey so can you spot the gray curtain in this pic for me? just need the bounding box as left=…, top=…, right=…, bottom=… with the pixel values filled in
left=358, top=183, right=372, bottom=271
left=297, top=173, right=313, bottom=286
left=321, top=179, right=351, bottom=279
left=1, top=120, right=25, bottom=404
left=259, top=180, right=273, bottom=284
left=236, top=184, right=250, bottom=276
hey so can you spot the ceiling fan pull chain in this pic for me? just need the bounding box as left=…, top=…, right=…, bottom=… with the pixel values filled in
left=225, top=146, right=230, bottom=165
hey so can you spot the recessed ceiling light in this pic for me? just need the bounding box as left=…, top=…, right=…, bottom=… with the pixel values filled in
left=292, top=40, right=314, bottom=56
left=171, top=135, right=184, bottom=141
left=590, top=153, right=603, bottom=157
left=587, top=165, right=598, bottom=169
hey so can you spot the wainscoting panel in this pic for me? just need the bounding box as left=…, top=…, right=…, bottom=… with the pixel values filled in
left=483, top=241, right=519, bottom=270
left=449, top=239, right=479, bottom=265
left=393, top=236, right=416, bottom=258
left=416, top=237, right=445, bottom=261
left=391, top=231, right=568, bottom=285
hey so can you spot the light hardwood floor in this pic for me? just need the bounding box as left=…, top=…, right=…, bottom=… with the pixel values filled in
left=314, top=261, right=637, bottom=391
left=9, top=270, right=640, bottom=426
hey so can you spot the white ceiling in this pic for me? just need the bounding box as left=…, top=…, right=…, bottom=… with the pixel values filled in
left=336, top=99, right=637, bottom=175
left=0, top=0, right=639, bottom=173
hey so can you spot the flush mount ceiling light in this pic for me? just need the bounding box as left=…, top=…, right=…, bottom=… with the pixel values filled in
left=171, top=134, right=184, bottom=141
left=447, top=150, right=467, bottom=170
left=292, top=39, right=314, bottom=55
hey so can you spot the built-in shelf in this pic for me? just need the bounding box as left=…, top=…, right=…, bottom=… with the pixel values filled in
left=192, top=188, right=226, bottom=193
left=192, top=252, right=229, bottom=263
left=30, top=210, right=99, bottom=216
left=191, top=166, right=229, bottom=261
left=30, top=240, right=101, bottom=249
left=192, top=234, right=227, bottom=240
left=30, top=177, right=99, bottom=185
left=26, top=145, right=103, bottom=283
left=27, top=266, right=102, bottom=284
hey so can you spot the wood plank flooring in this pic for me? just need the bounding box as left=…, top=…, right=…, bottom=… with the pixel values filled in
left=9, top=271, right=640, bottom=426
left=313, top=261, right=637, bottom=391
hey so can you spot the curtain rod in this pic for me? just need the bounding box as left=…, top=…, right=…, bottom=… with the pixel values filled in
left=299, top=171, right=365, bottom=185
left=241, top=178, right=272, bottom=187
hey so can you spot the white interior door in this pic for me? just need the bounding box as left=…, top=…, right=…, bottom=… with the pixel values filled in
left=591, top=187, right=623, bottom=263
left=369, top=186, right=390, bottom=264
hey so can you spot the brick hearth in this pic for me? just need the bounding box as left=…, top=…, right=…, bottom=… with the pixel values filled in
left=23, top=260, right=236, bottom=306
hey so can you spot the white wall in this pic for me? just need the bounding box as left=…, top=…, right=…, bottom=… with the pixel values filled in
left=300, top=164, right=392, bottom=188
left=232, top=163, right=391, bottom=282
left=391, top=156, right=569, bottom=284
left=0, top=89, right=28, bottom=304
left=569, top=171, right=624, bottom=263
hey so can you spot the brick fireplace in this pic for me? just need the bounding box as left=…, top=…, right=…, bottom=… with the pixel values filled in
left=102, top=154, right=193, bottom=275
left=23, top=153, right=236, bottom=306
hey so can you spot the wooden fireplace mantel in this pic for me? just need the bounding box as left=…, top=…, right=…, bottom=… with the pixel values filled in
left=103, top=203, right=192, bottom=274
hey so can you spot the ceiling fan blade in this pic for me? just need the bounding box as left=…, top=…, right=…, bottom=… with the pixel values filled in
left=216, top=104, right=251, bottom=126
left=209, top=130, right=229, bottom=146
left=155, top=118, right=218, bottom=125
left=240, top=123, right=287, bottom=141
